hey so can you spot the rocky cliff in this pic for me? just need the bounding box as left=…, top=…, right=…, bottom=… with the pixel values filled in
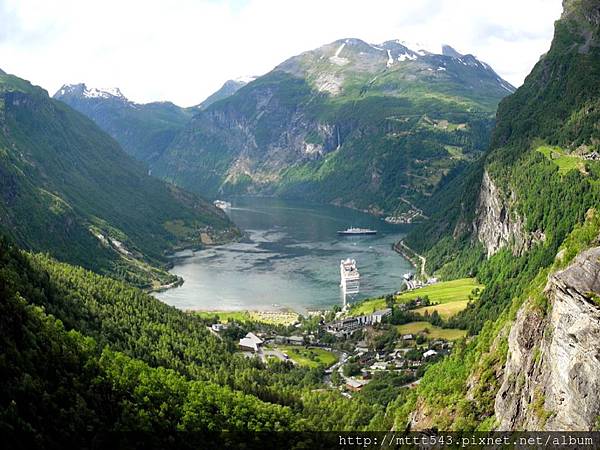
left=495, top=245, right=600, bottom=431
left=472, top=170, right=545, bottom=257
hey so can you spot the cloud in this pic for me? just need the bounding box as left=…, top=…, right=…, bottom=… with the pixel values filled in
left=0, top=0, right=563, bottom=106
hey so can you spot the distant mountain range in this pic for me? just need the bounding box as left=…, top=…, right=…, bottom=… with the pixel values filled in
left=0, top=71, right=238, bottom=288
left=54, top=83, right=195, bottom=163
left=55, top=38, right=514, bottom=216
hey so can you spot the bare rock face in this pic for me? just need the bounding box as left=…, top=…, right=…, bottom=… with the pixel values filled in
left=473, top=170, right=545, bottom=257
left=495, top=246, right=600, bottom=430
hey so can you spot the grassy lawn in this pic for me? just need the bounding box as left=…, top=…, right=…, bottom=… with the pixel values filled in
left=350, top=278, right=483, bottom=316
left=413, top=300, right=470, bottom=319
left=396, top=322, right=467, bottom=340
left=193, top=310, right=299, bottom=325
left=277, top=346, right=338, bottom=368
left=537, top=145, right=582, bottom=175
left=396, top=278, right=483, bottom=304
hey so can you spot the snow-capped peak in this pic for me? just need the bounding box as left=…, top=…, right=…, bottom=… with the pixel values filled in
left=55, top=83, right=126, bottom=100
left=83, top=86, right=125, bottom=99
left=234, top=76, right=257, bottom=84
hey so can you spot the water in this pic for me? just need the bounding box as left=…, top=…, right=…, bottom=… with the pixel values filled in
left=155, top=197, right=414, bottom=312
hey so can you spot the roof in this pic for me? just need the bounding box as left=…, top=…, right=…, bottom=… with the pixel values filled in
left=288, top=335, right=304, bottom=342
left=423, top=349, right=438, bottom=358
left=239, top=338, right=257, bottom=349
left=245, top=332, right=263, bottom=345
left=346, top=378, right=368, bottom=388
left=372, top=308, right=392, bottom=317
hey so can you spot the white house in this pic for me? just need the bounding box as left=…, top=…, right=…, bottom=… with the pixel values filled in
left=211, top=323, right=227, bottom=332
left=423, top=349, right=438, bottom=359
left=239, top=332, right=263, bottom=352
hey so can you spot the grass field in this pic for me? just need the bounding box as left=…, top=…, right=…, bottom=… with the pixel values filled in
left=537, top=145, right=582, bottom=175
left=350, top=278, right=483, bottom=316
left=413, top=300, right=470, bottom=319
left=192, top=310, right=299, bottom=325
left=396, top=322, right=467, bottom=340
left=277, top=346, right=338, bottom=368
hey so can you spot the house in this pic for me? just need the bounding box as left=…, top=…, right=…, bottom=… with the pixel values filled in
left=239, top=332, right=263, bottom=352
left=355, top=340, right=369, bottom=353
left=274, top=335, right=288, bottom=344
left=346, top=378, right=369, bottom=392
left=288, top=335, right=305, bottom=346
left=275, top=335, right=305, bottom=345
left=371, top=308, right=392, bottom=324
left=370, top=362, right=387, bottom=371
left=211, top=323, right=227, bottom=332
left=402, top=334, right=414, bottom=341
left=423, top=349, right=438, bottom=359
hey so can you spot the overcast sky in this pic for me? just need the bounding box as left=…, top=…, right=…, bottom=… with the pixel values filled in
left=0, top=0, right=563, bottom=107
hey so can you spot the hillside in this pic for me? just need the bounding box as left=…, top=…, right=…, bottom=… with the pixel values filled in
left=0, top=236, right=390, bottom=446
left=147, top=39, right=513, bottom=216
left=400, top=0, right=600, bottom=430
left=0, top=71, right=238, bottom=288
left=54, top=84, right=195, bottom=163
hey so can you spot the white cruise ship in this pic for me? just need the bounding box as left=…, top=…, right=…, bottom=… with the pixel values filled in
left=340, top=258, right=360, bottom=294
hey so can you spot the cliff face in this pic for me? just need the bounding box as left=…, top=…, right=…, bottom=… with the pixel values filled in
left=495, top=246, right=600, bottom=431
left=472, top=170, right=545, bottom=257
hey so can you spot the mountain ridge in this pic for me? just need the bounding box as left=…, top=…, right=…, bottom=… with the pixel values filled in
left=54, top=83, right=196, bottom=163
left=1, top=70, right=238, bottom=288
left=148, top=37, right=514, bottom=216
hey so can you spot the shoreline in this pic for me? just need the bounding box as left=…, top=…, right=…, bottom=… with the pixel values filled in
left=393, top=240, right=427, bottom=279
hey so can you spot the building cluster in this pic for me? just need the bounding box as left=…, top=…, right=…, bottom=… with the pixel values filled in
left=341, top=338, right=453, bottom=393
left=402, top=273, right=438, bottom=290
left=326, top=308, right=392, bottom=337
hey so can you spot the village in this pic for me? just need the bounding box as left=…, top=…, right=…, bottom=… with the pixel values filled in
left=203, top=276, right=482, bottom=396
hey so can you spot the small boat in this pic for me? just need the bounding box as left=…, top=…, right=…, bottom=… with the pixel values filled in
left=213, top=200, right=232, bottom=210
left=337, top=227, right=377, bottom=236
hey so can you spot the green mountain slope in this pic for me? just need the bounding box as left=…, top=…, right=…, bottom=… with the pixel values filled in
left=0, top=235, right=390, bottom=445
left=54, top=84, right=195, bottom=163
left=399, top=0, right=600, bottom=430
left=0, top=71, right=238, bottom=288
left=196, top=78, right=253, bottom=110
left=150, top=39, right=514, bottom=216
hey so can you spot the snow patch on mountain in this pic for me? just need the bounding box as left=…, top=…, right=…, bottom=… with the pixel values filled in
left=329, top=41, right=349, bottom=66
left=84, top=87, right=125, bottom=99
left=398, top=52, right=417, bottom=62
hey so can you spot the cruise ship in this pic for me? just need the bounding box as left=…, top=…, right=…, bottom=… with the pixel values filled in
left=337, top=227, right=377, bottom=236
left=340, top=258, right=360, bottom=294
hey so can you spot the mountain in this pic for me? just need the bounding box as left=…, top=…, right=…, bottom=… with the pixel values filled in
left=398, top=0, right=600, bottom=431
left=196, top=77, right=255, bottom=110
left=151, top=38, right=514, bottom=216
left=0, top=71, right=238, bottom=288
left=54, top=83, right=194, bottom=163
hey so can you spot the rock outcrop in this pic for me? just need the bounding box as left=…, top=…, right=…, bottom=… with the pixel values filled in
left=495, top=246, right=600, bottom=430
left=473, top=170, right=545, bottom=257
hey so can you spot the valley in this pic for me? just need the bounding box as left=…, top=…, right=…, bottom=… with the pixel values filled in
left=2, top=0, right=600, bottom=444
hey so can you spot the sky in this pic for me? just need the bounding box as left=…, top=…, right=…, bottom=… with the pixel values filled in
left=0, top=0, right=563, bottom=107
